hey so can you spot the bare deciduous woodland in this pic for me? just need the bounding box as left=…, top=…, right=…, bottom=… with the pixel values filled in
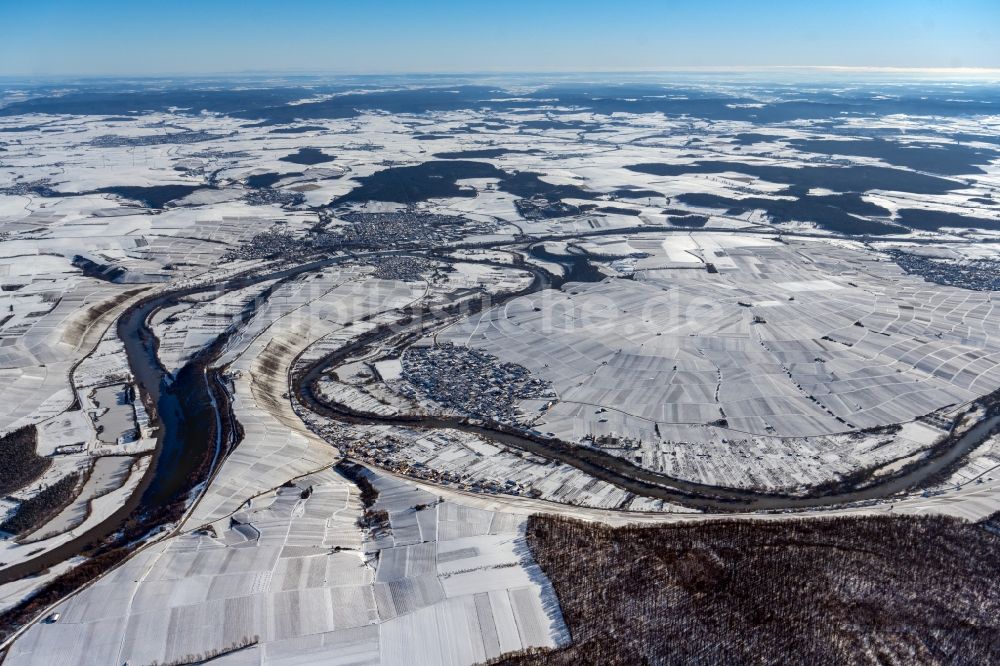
left=499, top=514, right=1000, bottom=665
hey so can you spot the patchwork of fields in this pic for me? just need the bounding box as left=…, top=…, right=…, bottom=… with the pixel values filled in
left=440, top=235, right=1000, bottom=489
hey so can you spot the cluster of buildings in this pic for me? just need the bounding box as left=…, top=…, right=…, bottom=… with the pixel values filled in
left=336, top=210, right=494, bottom=247
left=0, top=179, right=57, bottom=197
left=367, top=439, right=517, bottom=492
left=889, top=250, right=1000, bottom=291
left=398, top=343, right=554, bottom=425
left=242, top=187, right=305, bottom=208
left=89, top=130, right=225, bottom=147
left=369, top=256, right=432, bottom=281
left=220, top=229, right=313, bottom=262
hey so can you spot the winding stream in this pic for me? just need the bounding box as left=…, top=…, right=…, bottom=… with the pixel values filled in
left=296, top=314, right=1000, bottom=512
left=4, top=241, right=994, bottom=584
left=293, top=250, right=1000, bottom=512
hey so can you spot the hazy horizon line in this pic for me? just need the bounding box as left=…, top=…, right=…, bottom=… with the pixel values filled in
left=3, top=65, right=1000, bottom=81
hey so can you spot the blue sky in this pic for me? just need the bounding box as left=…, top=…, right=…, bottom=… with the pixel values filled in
left=1, top=0, right=998, bottom=76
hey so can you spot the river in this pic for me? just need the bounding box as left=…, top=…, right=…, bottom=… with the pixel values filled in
left=3, top=242, right=994, bottom=584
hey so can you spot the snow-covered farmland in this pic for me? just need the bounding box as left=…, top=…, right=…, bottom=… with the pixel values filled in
left=438, top=233, right=1000, bottom=491
left=5, top=466, right=566, bottom=666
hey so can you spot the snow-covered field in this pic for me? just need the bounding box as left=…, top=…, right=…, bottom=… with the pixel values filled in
left=5, top=466, right=567, bottom=666
left=438, top=234, right=1000, bottom=490
left=2, top=78, right=1000, bottom=660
